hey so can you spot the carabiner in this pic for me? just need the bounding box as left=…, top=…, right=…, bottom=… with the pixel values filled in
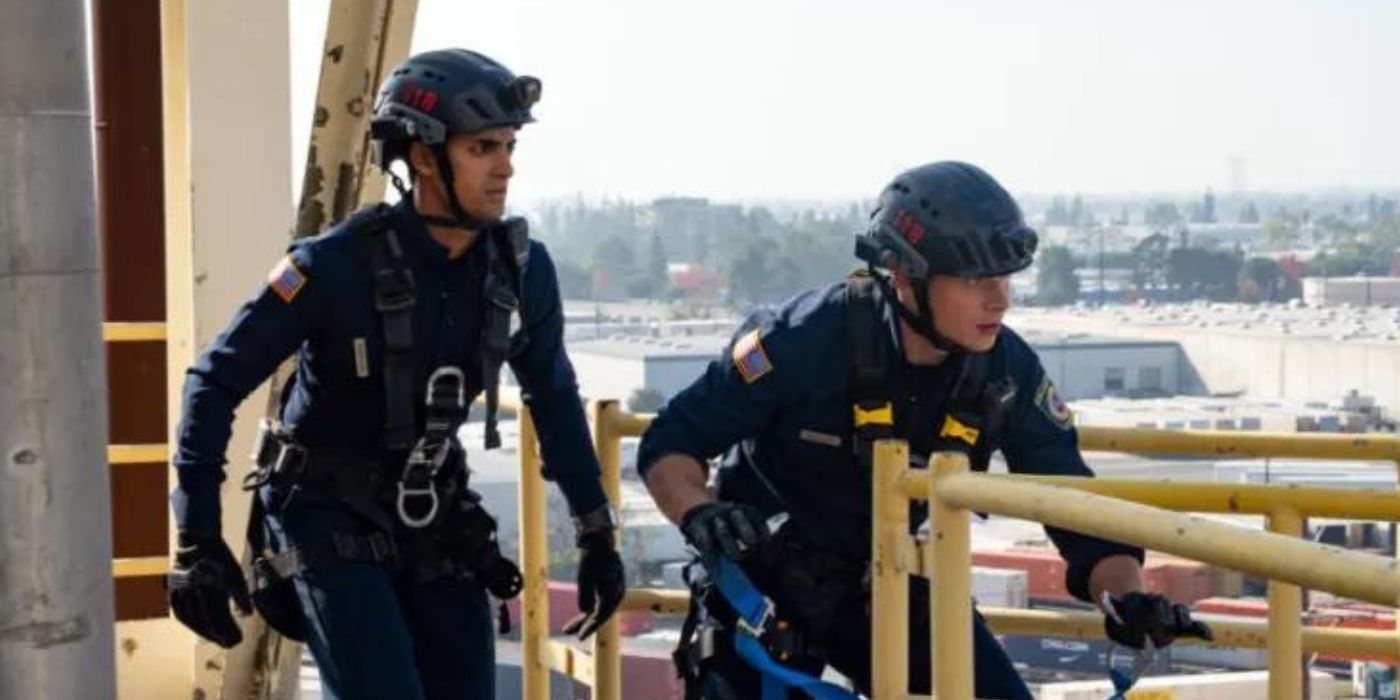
left=397, top=482, right=440, bottom=528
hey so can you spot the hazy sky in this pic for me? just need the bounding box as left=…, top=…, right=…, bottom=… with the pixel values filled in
left=291, top=0, right=1400, bottom=202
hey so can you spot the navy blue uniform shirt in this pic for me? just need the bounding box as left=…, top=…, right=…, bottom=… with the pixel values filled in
left=637, top=280, right=1142, bottom=601
left=172, top=201, right=606, bottom=533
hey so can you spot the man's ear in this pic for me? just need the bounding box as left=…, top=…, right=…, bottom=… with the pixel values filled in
left=408, top=141, right=438, bottom=180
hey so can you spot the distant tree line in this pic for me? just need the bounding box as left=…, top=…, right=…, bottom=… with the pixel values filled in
left=532, top=190, right=1400, bottom=310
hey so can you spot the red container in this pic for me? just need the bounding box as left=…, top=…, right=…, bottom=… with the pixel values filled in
left=973, top=548, right=1071, bottom=602
left=1142, top=557, right=1219, bottom=604
left=620, top=646, right=687, bottom=700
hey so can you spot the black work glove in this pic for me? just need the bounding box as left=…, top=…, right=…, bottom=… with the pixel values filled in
left=562, top=530, right=626, bottom=641
left=167, top=531, right=252, bottom=648
left=680, top=501, right=770, bottom=564
left=1103, top=592, right=1214, bottom=649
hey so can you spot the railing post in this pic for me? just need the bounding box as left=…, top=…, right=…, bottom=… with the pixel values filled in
left=871, top=440, right=911, bottom=698
left=518, top=409, right=550, bottom=700
left=1266, top=505, right=1304, bottom=700
left=1394, top=459, right=1400, bottom=678
left=589, top=400, right=623, bottom=700
left=929, top=451, right=974, bottom=700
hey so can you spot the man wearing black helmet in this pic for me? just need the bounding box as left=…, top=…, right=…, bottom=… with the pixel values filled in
left=639, top=162, right=1211, bottom=698
left=165, top=49, right=624, bottom=699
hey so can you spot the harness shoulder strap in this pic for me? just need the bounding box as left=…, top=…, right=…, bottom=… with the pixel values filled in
left=942, top=351, right=1019, bottom=472
left=845, top=272, right=895, bottom=467
left=359, top=209, right=418, bottom=452
left=478, top=217, right=529, bottom=450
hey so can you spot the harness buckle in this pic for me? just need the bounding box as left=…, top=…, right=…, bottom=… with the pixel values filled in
left=734, top=596, right=776, bottom=640
left=272, top=440, right=308, bottom=477
left=243, top=420, right=307, bottom=490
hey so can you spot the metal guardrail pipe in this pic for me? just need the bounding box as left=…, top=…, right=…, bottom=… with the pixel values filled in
left=607, top=410, right=655, bottom=439
left=589, top=401, right=623, bottom=700
left=549, top=409, right=1400, bottom=699
left=1267, top=507, right=1305, bottom=700
left=924, top=466, right=1400, bottom=607
left=928, top=454, right=975, bottom=699
left=977, top=608, right=1400, bottom=659
left=872, top=440, right=912, bottom=699
left=547, top=641, right=595, bottom=687
left=518, top=410, right=550, bottom=700
left=1079, top=425, right=1400, bottom=461
left=980, top=475, right=1400, bottom=519
left=619, top=588, right=690, bottom=615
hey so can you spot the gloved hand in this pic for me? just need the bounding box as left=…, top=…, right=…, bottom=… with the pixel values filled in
left=561, top=530, right=626, bottom=641
left=167, top=530, right=252, bottom=648
left=680, top=501, right=770, bottom=563
left=1102, top=592, right=1213, bottom=649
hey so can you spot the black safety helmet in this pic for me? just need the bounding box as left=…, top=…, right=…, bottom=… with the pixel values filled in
left=854, top=161, right=1038, bottom=351
left=370, top=49, right=541, bottom=229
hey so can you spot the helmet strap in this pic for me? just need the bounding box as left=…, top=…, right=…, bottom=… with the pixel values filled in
left=872, top=269, right=963, bottom=354
left=427, top=144, right=496, bottom=232
left=388, top=170, right=411, bottom=200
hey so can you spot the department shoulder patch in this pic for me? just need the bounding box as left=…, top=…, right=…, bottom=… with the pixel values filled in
left=731, top=328, right=773, bottom=384
left=267, top=255, right=306, bottom=304
left=1035, top=375, right=1074, bottom=430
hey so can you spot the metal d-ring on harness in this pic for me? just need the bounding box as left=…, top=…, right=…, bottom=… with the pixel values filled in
left=397, top=366, right=468, bottom=528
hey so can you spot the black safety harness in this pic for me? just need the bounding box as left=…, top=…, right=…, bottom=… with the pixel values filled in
left=674, top=272, right=1019, bottom=697
left=241, top=206, right=529, bottom=640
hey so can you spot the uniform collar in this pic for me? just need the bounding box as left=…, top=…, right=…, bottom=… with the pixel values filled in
left=391, top=200, right=484, bottom=270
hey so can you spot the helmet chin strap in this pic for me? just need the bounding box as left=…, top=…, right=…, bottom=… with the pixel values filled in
left=871, top=269, right=965, bottom=355
left=415, top=145, right=498, bottom=232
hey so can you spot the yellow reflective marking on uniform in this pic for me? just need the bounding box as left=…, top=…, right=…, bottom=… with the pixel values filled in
left=853, top=402, right=894, bottom=427
left=940, top=415, right=981, bottom=446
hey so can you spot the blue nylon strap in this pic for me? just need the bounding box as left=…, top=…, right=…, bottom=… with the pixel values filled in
left=1104, top=643, right=1154, bottom=700
left=710, top=558, right=860, bottom=700
left=1106, top=667, right=1133, bottom=700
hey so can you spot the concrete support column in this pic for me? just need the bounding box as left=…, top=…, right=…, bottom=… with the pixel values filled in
left=0, top=1, right=118, bottom=697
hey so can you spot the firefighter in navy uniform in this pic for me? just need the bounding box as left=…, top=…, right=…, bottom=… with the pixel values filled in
left=639, top=161, right=1212, bottom=699
left=165, top=49, right=625, bottom=700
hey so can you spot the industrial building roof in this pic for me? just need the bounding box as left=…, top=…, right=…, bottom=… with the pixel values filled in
left=1012, top=300, right=1400, bottom=344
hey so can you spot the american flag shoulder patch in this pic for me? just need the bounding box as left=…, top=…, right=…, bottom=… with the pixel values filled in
left=731, top=328, right=773, bottom=383
left=267, top=255, right=307, bottom=304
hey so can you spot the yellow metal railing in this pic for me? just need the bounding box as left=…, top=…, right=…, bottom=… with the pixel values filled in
left=887, top=447, right=1400, bottom=699
left=103, top=321, right=173, bottom=580
left=517, top=403, right=1400, bottom=700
